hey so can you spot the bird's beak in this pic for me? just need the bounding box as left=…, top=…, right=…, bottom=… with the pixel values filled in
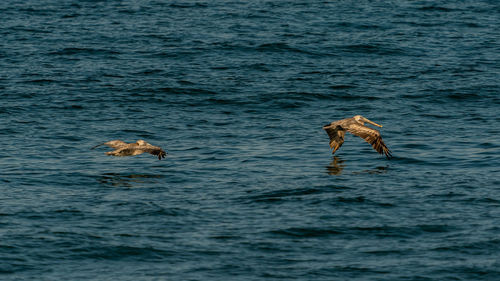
left=364, top=118, right=383, bottom=127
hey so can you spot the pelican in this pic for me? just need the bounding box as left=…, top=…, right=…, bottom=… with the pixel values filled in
left=323, top=115, right=392, bottom=159
left=92, top=140, right=167, bottom=160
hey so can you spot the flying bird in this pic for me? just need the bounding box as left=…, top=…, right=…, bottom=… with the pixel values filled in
left=92, top=140, right=167, bottom=160
left=323, top=115, right=392, bottom=159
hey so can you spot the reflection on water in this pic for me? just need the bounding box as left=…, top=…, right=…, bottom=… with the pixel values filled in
left=98, top=173, right=165, bottom=187
left=326, top=157, right=388, bottom=175
left=326, top=156, right=346, bottom=175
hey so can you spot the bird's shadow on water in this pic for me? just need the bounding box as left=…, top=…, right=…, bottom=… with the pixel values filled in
left=326, top=156, right=346, bottom=175
left=325, top=156, right=389, bottom=176
left=98, top=172, right=165, bottom=188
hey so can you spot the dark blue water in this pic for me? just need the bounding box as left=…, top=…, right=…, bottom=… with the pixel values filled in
left=1, top=0, right=500, bottom=280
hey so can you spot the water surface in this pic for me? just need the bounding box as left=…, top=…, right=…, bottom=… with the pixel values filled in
left=1, top=0, right=499, bottom=280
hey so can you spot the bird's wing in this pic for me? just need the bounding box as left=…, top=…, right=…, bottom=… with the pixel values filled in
left=105, top=147, right=141, bottom=157
left=139, top=146, right=167, bottom=160
left=345, top=124, right=392, bottom=159
left=323, top=124, right=346, bottom=154
left=104, top=140, right=128, bottom=148
left=92, top=140, right=127, bottom=150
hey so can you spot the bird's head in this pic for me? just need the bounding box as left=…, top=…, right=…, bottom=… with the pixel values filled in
left=136, top=140, right=148, bottom=146
left=353, top=115, right=383, bottom=127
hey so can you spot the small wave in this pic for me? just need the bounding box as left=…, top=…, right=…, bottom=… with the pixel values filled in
left=44, top=104, right=84, bottom=111
left=135, top=206, right=190, bottom=217
left=461, top=22, right=482, bottom=28
left=149, top=50, right=200, bottom=58
left=52, top=208, right=82, bottom=215
left=339, top=44, right=404, bottom=55
left=158, top=87, right=217, bottom=95
left=263, top=91, right=328, bottom=102
left=329, top=84, right=357, bottom=90
left=334, top=22, right=387, bottom=30
left=336, top=196, right=366, bottom=203
left=135, top=69, right=164, bottom=76
left=246, top=187, right=327, bottom=203
left=9, top=26, right=52, bottom=34
left=349, top=225, right=448, bottom=238
left=257, top=91, right=379, bottom=104
left=61, top=13, right=80, bottom=19
left=270, top=224, right=449, bottom=239
left=67, top=104, right=84, bottom=110
left=400, top=143, right=430, bottom=149
left=49, top=47, right=121, bottom=56
left=422, top=113, right=456, bottom=120
left=446, top=92, right=483, bottom=101
left=270, top=227, right=343, bottom=237
left=97, top=173, right=165, bottom=188
left=246, top=63, right=271, bottom=72
left=256, top=42, right=314, bottom=55
left=57, top=135, right=81, bottom=142
left=400, top=93, right=432, bottom=100
left=205, top=97, right=248, bottom=106
left=363, top=249, right=407, bottom=256
left=19, top=7, right=56, bottom=15
left=418, top=224, right=450, bottom=233
left=73, top=245, right=175, bottom=261
left=334, top=93, right=380, bottom=101
left=335, top=196, right=394, bottom=207
left=210, top=234, right=242, bottom=241
left=0, top=128, right=19, bottom=135
left=464, top=197, right=500, bottom=204
left=393, top=156, right=432, bottom=165
left=178, top=80, right=196, bottom=85
left=169, top=3, right=208, bottom=8
left=417, top=6, right=455, bottom=12
left=433, top=238, right=500, bottom=253
left=23, top=79, right=56, bottom=84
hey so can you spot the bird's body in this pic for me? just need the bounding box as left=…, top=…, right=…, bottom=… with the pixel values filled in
left=92, top=140, right=167, bottom=160
left=323, top=115, right=392, bottom=159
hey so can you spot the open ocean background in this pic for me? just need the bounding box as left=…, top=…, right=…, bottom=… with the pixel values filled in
left=1, top=0, right=499, bottom=280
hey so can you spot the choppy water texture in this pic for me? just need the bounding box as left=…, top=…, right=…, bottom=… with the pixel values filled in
left=1, top=0, right=500, bottom=280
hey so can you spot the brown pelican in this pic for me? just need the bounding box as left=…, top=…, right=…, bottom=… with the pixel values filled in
left=323, top=115, right=392, bottom=159
left=92, top=140, right=167, bottom=160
